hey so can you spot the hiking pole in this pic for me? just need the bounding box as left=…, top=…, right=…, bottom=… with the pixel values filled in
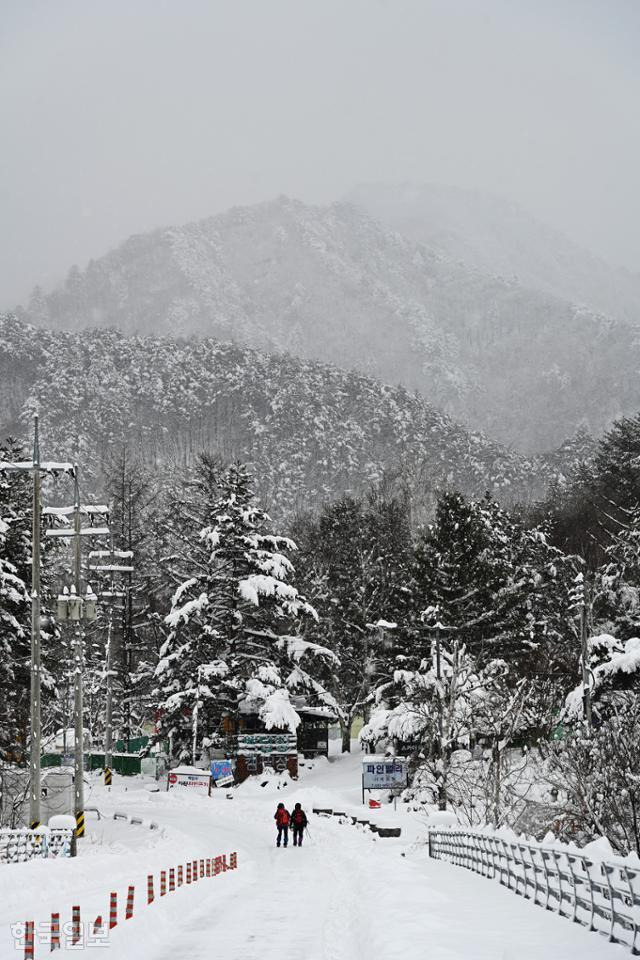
left=305, top=825, right=314, bottom=845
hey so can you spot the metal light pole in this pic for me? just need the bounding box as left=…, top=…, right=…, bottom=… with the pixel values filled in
left=72, top=469, right=84, bottom=836
left=30, top=423, right=42, bottom=828
left=0, top=416, right=74, bottom=827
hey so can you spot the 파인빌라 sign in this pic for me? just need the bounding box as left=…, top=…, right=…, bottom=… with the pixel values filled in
left=362, top=757, right=408, bottom=802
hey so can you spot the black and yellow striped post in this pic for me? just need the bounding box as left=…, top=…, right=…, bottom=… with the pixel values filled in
left=75, top=810, right=85, bottom=839
left=29, top=819, right=40, bottom=830
left=104, top=767, right=112, bottom=787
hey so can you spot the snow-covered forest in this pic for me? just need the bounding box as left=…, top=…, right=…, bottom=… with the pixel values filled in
left=3, top=387, right=640, bottom=855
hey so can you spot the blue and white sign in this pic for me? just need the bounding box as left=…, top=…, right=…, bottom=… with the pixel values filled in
left=362, top=757, right=408, bottom=790
left=210, top=759, right=234, bottom=787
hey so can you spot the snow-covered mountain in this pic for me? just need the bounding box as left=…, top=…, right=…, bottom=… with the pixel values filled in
left=18, top=196, right=640, bottom=452
left=347, top=182, right=640, bottom=325
left=0, top=315, right=548, bottom=519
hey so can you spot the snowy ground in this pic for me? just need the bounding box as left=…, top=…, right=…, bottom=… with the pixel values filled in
left=0, top=743, right=623, bottom=959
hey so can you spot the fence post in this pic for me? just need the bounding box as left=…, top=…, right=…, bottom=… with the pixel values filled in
left=109, top=892, right=118, bottom=929
left=602, top=864, right=618, bottom=944
left=125, top=885, right=135, bottom=920
left=147, top=874, right=154, bottom=904
left=623, top=867, right=639, bottom=955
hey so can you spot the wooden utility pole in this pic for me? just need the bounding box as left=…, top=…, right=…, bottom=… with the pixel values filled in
left=580, top=577, right=592, bottom=729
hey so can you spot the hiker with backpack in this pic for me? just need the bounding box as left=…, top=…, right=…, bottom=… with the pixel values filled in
left=291, top=802, right=308, bottom=846
left=274, top=802, right=290, bottom=847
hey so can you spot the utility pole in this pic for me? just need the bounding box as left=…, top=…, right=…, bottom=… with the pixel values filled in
left=0, top=416, right=74, bottom=827
left=88, top=547, right=134, bottom=774
left=580, top=576, right=592, bottom=730
left=47, top=470, right=108, bottom=838
left=422, top=617, right=459, bottom=811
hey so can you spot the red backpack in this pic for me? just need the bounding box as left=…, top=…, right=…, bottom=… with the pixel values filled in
left=276, top=808, right=290, bottom=827
left=293, top=809, right=304, bottom=825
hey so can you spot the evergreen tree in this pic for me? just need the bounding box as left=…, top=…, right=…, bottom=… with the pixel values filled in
left=292, top=490, right=414, bottom=751
left=413, top=492, right=579, bottom=680
left=0, top=440, right=31, bottom=760
left=153, top=458, right=324, bottom=762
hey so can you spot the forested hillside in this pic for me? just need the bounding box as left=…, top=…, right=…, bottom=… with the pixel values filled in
left=347, top=182, right=640, bottom=325
left=18, top=198, right=640, bottom=453
left=0, top=315, right=546, bottom=520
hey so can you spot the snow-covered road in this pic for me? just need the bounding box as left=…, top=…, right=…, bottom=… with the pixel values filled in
left=0, top=747, right=624, bottom=959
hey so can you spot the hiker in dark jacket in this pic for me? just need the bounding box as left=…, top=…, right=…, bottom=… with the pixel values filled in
left=291, top=802, right=308, bottom=846
left=274, top=802, right=290, bottom=847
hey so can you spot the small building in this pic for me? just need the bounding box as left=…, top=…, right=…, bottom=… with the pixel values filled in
left=222, top=700, right=336, bottom=782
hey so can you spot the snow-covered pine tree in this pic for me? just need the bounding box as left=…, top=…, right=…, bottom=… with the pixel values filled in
left=413, top=492, right=578, bottom=681
left=292, top=490, right=413, bottom=752
left=154, top=458, right=326, bottom=762
left=0, top=440, right=31, bottom=760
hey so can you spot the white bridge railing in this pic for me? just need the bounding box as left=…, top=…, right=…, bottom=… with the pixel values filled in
left=428, top=828, right=640, bottom=954
left=0, top=827, right=74, bottom=863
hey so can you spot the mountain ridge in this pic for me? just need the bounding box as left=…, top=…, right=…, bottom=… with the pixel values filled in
left=0, top=313, right=554, bottom=521
left=17, top=195, right=640, bottom=454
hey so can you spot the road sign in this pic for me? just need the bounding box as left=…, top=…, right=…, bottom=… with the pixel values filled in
left=210, top=759, right=234, bottom=787
left=166, top=768, right=211, bottom=791
left=362, top=756, right=408, bottom=803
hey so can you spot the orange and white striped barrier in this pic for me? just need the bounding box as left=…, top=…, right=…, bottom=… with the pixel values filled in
left=20, top=851, right=238, bottom=955
left=23, top=921, right=34, bottom=960
left=50, top=912, right=60, bottom=951
left=125, top=886, right=135, bottom=920
left=72, top=906, right=81, bottom=945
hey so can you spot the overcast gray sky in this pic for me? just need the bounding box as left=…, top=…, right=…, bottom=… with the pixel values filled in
left=1, top=0, right=639, bottom=307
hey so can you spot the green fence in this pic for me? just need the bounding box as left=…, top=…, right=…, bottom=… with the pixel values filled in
left=41, top=752, right=142, bottom=775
